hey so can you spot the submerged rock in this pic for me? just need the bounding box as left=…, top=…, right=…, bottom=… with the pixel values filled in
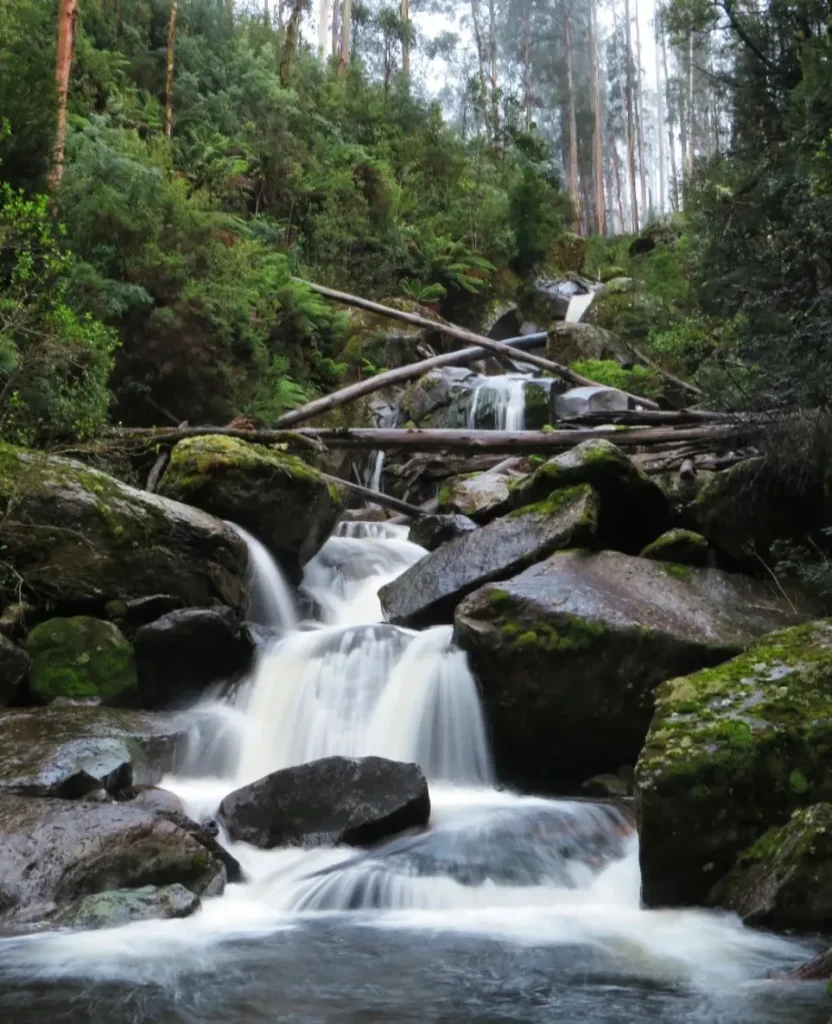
left=455, top=550, right=802, bottom=790
left=0, top=635, right=30, bottom=706
left=408, top=513, right=478, bottom=551
left=54, top=883, right=200, bottom=930
left=711, top=804, right=832, bottom=931
left=639, top=529, right=710, bottom=567
left=635, top=621, right=832, bottom=909
left=0, top=705, right=189, bottom=799
left=26, top=616, right=137, bottom=705
left=133, top=607, right=254, bottom=708
left=218, top=755, right=430, bottom=849
left=380, top=485, right=599, bottom=627
left=0, top=796, right=231, bottom=923
left=158, top=435, right=346, bottom=580
left=511, top=439, right=670, bottom=553
left=0, top=444, right=247, bottom=615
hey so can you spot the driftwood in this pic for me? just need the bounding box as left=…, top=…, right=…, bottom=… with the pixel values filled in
left=145, top=448, right=170, bottom=493
left=285, top=280, right=660, bottom=422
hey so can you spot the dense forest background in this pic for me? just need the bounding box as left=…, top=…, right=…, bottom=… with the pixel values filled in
left=0, top=0, right=830, bottom=442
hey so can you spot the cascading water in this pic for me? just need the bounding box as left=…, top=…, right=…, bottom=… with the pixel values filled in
left=0, top=521, right=826, bottom=1024
left=468, top=374, right=528, bottom=430
left=230, top=523, right=298, bottom=631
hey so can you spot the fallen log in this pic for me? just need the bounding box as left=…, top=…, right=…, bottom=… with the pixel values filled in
left=320, top=472, right=425, bottom=519
left=283, top=280, right=660, bottom=423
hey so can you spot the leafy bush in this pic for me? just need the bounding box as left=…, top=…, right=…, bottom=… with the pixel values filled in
left=569, top=358, right=663, bottom=399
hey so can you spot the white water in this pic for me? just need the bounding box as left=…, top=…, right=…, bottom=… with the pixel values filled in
left=565, top=290, right=595, bottom=323
left=1, top=521, right=817, bottom=1007
left=468, top=374, right=528, bottom=430
left=230, top=523, right=298, bottom=631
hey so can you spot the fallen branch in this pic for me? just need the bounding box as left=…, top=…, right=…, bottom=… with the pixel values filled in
left=286, top=280, right=660, bottom=422
left=107, top=425, right=327, bottom=454
left=320, top=472, right=425, bottom=518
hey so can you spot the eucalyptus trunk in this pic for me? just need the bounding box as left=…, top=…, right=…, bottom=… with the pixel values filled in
left=163, top=2, right=177, bottom=138
left=49, top=0, right=79, bottom=190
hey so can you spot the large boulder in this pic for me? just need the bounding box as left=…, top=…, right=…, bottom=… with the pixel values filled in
left=380, top=485, right=599, bottom=627
left=546, top=323, right=631, bottom=366
left=635, top=621, right=832, bottom=909
left=408, top=513, right=478, bottom=551
left=639, top=529, right=710, bottom=567
left=553, top=385, right=629, bottom=420
left=54, top=883, right=200, bottom=930
left=437, top=471, right=514, bottom=523
left=0, top=705, right=189, bottom=799
left=218, top=755, right=430, bottom=849
left=0, top=635, right=29, bottom=706
left=511, top=439, right=671, bottom=554
left=25, top=616, right=137, bottom=705
left=133, top=607, right=254, bottom=708
left=0, top=796, right=234, bottom=924
left=711, top=804, right=832, bottom=931
left=399, top=368, right=475, bottom=428
left=455, top=551, right=804, bottom=791
left=158, top=435, right=346, bottom=580
left=0, top=444, right=247, bottom=615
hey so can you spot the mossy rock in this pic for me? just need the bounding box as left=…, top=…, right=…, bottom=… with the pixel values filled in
left=158, top=435, right=346, bottom=580
left=546, top=323, right=632, bottom=367
left=636, top=620, right=832, bottom=909
left=0, top=443, right=247, bottom=615
left=640, top=529, right=710, bottom=567
left=437, top=471, right=513, bottom=523
left=511, top=439, right=671, bottom=553
left=54, top=883, right=200, bottom=930
left=546, top=233, right=587, bottom=274
left=711, top=804, right=832, bottom=930
left=26, top=616, right=137, bottom=705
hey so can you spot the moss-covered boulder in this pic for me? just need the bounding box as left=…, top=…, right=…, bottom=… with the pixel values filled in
left=158, top=435, right=346, bottom=580
left=640, top=529, right=710, bottom=567
left=511, top=439, right=671, bottom=553
left=0, top=635, right=29, bottom=706
left=546, top=323, right=632, bottom=366
left=0, top=444, right=247, bottom=616
left=455, top=551, right=803, bottom=792
left=380, top=485, right=599, bottom=627
left=54, top=883, right=200, bottom=930
left=546, top=233, right=587, bottom=274
left=635, top=621, right=832, bottom=909
left=711, top=804, right=832, bottom=930
left=26, top=616, right=137, bottom=705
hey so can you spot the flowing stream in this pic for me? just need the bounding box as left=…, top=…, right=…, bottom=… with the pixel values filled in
left=0, top=525, right=827, bottom=1023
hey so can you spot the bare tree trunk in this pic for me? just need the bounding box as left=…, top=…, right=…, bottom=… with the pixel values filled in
left=49, top=0, right=79, bottom=191
left=522, top=0, right=532, bottom=128
left=339, top=0, right=352, bottom=73
left=620, top=0, right=639, bottom=231
left=281, top=0, right=305, bottom=84
left=318, top=0, right=329, bottom=59
left=660, top=26, right=679, bottom=210
left=488, top=0, right=500, bottom=143
left=226, top=0, right=233, bottom=14
left=401, top=0, right=411, bottom=80
left=565, top=4, right=581, bottom=228
left=654, top=0, right=666, bottom=215
left=687, top=29, right=695, bottom=171
left=634, top=0, right=648, bottom=223
left=331, top=0, right=339, bottom=57
left=163, top=2, right=177, bottom=138
left=589, top=0, right=605, bottom=235
left=264, top=0, right=270, bottom=25
left=470, top=0, right=490, bottom=140
left=609, top=132, right=626, bottom=232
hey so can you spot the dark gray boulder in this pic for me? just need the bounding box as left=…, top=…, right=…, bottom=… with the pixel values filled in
left=380, top=484, right=599, bottom=627
left=0, top=705, right=190, bottom=799
left=134, top=607, right=254, bottom=708
left=218, top=755, right=430, bottom=849
left=409, top=514, right=478, bottom=551
left=454, top=550, right=804, bottom=790
left=0, top=634, right=29, bottom=706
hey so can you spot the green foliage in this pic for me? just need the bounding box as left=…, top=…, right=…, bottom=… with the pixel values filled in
left=569, top=358, right=663, bottom=399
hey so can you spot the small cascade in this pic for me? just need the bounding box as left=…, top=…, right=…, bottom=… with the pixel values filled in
left=565, top=290, right=595, bottom=323
left=229, top=523, right=298, bottom=631
left=467, top=374, right=528, bottom=430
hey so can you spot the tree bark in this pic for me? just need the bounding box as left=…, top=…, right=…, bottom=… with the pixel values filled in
left=589, top=0, right=605, bottom=235
left=610, top=129, right=626, bottom=233
left=280, top=0, right=305, bottom=84
left=49, top=0, right=79, bottom=191
left=687, top=29, right=695, bottom=171
left=339, top=0, right=352, bottom=73
left=634, top=0, right=648, bottom=221
left=226, top=0, right=233, bottom=14
left=163, top=2, right=178, bottom=138
left=331, top=0, right=339, bottom=57
left=522, top=0, right=532, bottom=128
left=470, top=0, right=490, bottom=140
left=660, top=24, right=679, bottom=210
left=318, top=0, right=329, bottom=59
left=264, top=0, right=270, bottom=25
left=401, top=0, right=411, bottom=80
left=488, top=0, right=499, bottom=143
left=622, top=0, right=639, bottom=231
left=564, top=4, right=581, bottom=229
left=654, top=0, right=666, bottom=215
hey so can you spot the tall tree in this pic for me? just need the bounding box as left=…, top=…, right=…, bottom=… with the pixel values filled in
left=654, top=0, right=665, bottom=214
left=331, top=0, right=339, bottom=57
left=522, top=0, right=532, bottom=127
left=401, top=0, right=411, bottom=80
left=488, top=0, right=500, bottom=142
left=49, top=0, right=79, bottom=190
left=634, top=0, right=648, bottom=221
left=164, top=2, right=177, bottom=138
left=318, top=0, right=329, bottom=59
left=621, top=0, right=639, bottom=230
left=589, top=0, right=606, bottom=234
left=281, top=0, right=305, bottom=84
left=339, top=0, right=352, bottom=73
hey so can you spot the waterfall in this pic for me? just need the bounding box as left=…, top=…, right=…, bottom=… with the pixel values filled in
left=468, top=375, right=527, bottom=430
left=229, top=523, right=298, bottom=631
left=565, top=291, right=595, bottom=323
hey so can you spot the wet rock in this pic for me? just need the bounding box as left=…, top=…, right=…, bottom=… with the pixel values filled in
left=134, top=607, right=254, bottom=708
left=0, top=635, right=30, bottom=706
left=380, top=485, right=599, bottom=627
left=54, top=883, right=200, bottom=930
left=581, top=773, right=633, bottom=799
left=0, top=444, right=247, bottom=615
left=553, top=385, right=629, bottom=420
left=455, top=551, right=804, bottom=791
left=0, top=705, right=189, bottom=799
left=399, top=368, right=475, bottom=428
left=511, top=439, right=670, bottom=554
left=158, top=435, right=346, bottom=581
left=711, top=804, right=832, bottom=930
left=124, top=785, right=187, bottom=816
left=0, top=796, right=230, bottom=923
left=546, top=323, right=632, bottom=366
left=437, top=472, right=513, bottom=523
left=218, top=755, right=430, bottom=850
left=635, top=621, right=832, bottom=909
left=26, top=616, right=137, bottom=705
left=639, top=529, right=710, bottom=567
left=409, top=514, right=478, bottom=551
left=0, top=602, right=32, bottom=641
left=104, top=594, right=185, bottom=639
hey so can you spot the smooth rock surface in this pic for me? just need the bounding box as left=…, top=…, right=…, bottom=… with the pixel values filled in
left=437, top=471, right=513, bottom=523
left=455, top=550, right=803, bottom=790
left=636, top=621, right=832, bottom=909
left=408, top=513, right=478, bottom=551
left=380, top=485, right=599, bottom=627
left=54, top=883, right=200, bottom=930
left=218, top=756, right=430, bottom=849
left=553, top=385, right=629, bottom=420
left=134, top=607, right=254, bottom=708
left=0, top=705, right=189, bottom=799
